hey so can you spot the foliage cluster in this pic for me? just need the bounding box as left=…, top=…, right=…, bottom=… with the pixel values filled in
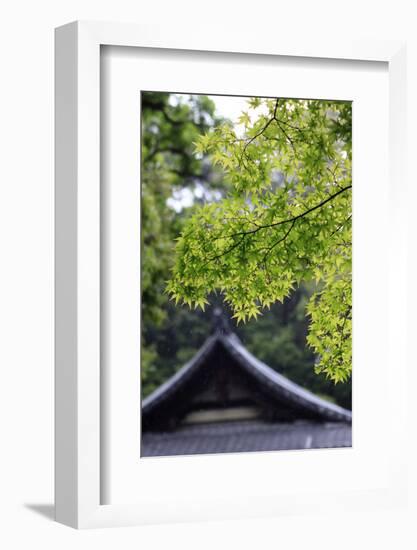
left=167, top=98, right=352, bottom=382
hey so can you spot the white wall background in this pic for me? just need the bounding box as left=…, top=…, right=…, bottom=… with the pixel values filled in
left=1, top=1, right=416, bottom=548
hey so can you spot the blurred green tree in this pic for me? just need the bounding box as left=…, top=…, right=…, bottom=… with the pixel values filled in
left=141, top=92, right=224, bottom=390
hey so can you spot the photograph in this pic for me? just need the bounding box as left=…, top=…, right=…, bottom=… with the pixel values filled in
left=140, top=91, right=352, bottom=457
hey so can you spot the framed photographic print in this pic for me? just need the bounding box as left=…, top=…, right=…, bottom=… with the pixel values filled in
left=55, top=21, right=408, bottom=528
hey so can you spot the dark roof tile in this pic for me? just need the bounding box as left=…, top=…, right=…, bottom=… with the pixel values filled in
left=141, top=420, right=352, bottom=457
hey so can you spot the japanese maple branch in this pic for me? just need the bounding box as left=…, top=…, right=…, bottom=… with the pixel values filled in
left=223, top=185, right=352, bottom=240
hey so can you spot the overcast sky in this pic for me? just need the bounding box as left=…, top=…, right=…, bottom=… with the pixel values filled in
left=206, top=94, right=269, bottom=136
left=173, top=92, right=249, bottom=123
left=166, top=93, right=266, bottom=211
left=207, top=94, right=249, bottom=123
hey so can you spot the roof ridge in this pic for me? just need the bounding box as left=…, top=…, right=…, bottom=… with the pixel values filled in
left=142, top=333, right=221, bottom=412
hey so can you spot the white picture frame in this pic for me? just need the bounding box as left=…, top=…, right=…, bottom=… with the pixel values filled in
left=55, top=20, right=407, bottom=529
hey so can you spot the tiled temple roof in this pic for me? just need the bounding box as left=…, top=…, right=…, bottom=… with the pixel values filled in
left=143, top=331, right=352, bottom=424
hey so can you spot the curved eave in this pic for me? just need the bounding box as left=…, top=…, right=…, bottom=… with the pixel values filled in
left=142, top=334, right=218, bottom=414
left=221, top=333, right=352, bottom=423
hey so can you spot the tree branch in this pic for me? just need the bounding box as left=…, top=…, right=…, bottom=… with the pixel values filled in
left=203, top=233, right=249, bottom=265
left=201, top=185, right=351, bottom=266
left=260, top=219, right=297, bottom=264
left=225, top=184, right=352, bottom=240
